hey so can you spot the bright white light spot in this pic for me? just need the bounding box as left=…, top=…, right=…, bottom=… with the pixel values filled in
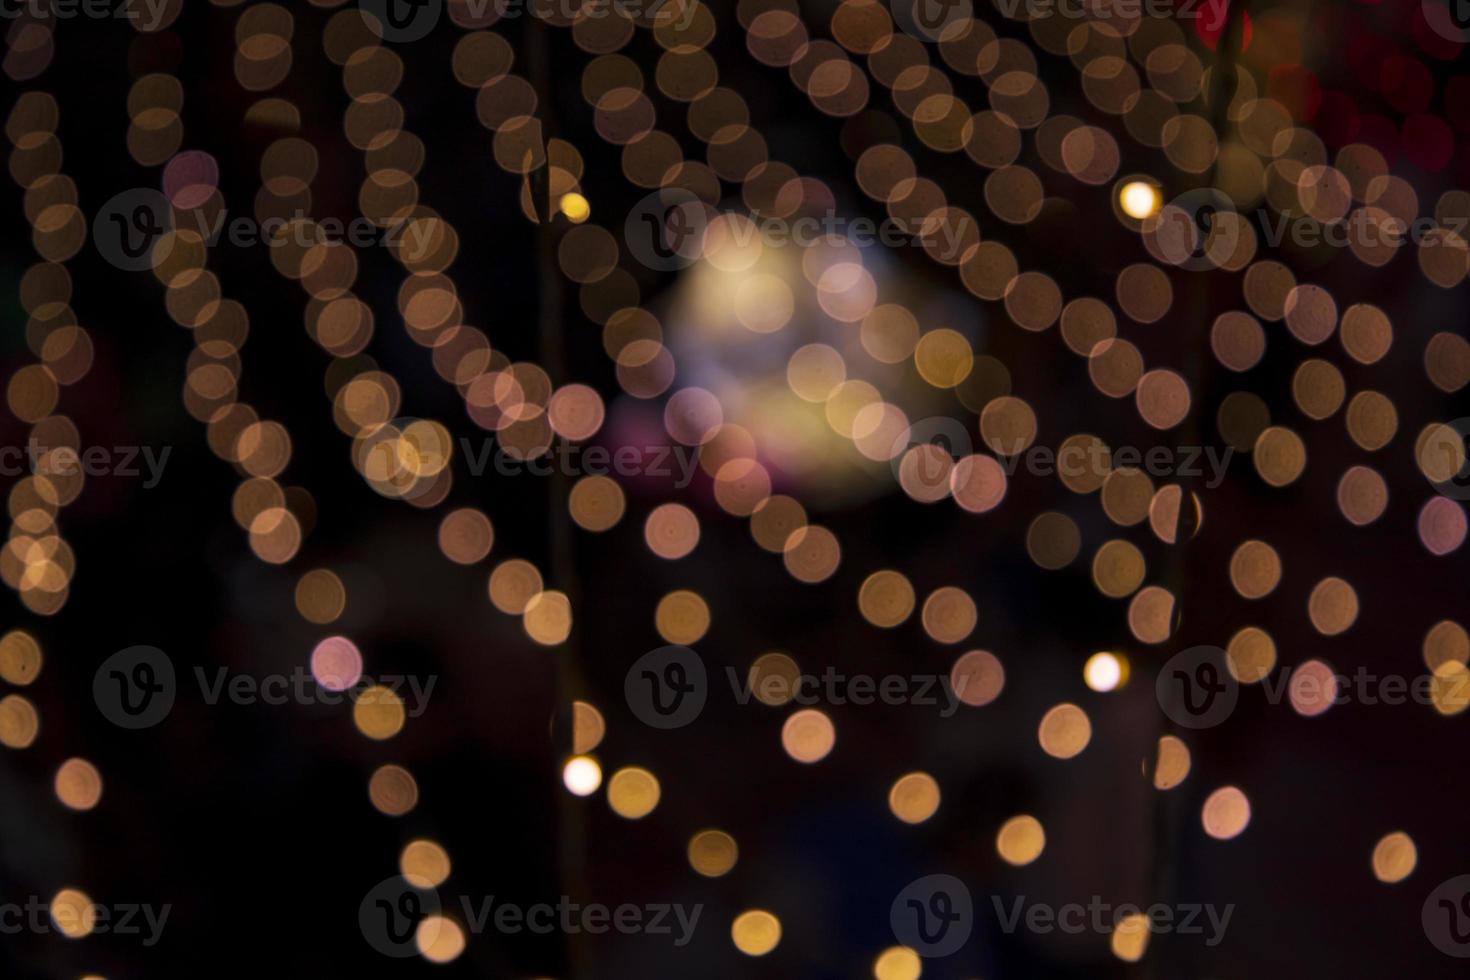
left=562, top=755, right=602, bottom=796
left=1119, top=181, right=1161, bottom=220
left=1084, top=652, right=1124, bottom=692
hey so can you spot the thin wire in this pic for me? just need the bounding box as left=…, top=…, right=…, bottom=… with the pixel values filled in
left=527, top=13, right=592, bottom=979
left=1144, top=4, right=1250, bottom=976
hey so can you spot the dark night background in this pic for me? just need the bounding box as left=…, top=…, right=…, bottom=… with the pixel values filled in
left=2, top=0, right=1469, bottom=977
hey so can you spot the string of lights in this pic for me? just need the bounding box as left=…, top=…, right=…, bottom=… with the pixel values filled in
left=1, top=0, right=1467, bottom=975
left=1, top=84, right=110, bottom=977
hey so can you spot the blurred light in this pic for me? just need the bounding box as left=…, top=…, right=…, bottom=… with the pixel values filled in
left=1202, top=785, right=1251, bottom=839
left=1120, top=180, right=1162, bottom=220
left=416, top=915, right=466, bottom=963
left=1038, top=703, right=1091, bottom=758
left=1111, top=913, right=1150, bottom=961
left=49, top=889, right=95, bottom=939
left=400, top=839, right=451, bottom=888
left=731, top=910, right=781, bottom=956
left=1084, top=652, right=1127, bottom=692
left=688, top=829, right=739, bottom=877
left=873, top=946, right=922, bottom=979
left=1372, top=831, right=1418, bottom=883
left=996, top=815, right=1046, bottom=865
left=563, top=755, right=602, bottom=796
left=369, top=764, right=419, bottom=816
left=888, top=772, right=941, bottom=824
left=559, top=192, right=590, bottom=223
left=607, top=766, right=660, bottom=818
left=54, top=757, right=102, bottom=811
